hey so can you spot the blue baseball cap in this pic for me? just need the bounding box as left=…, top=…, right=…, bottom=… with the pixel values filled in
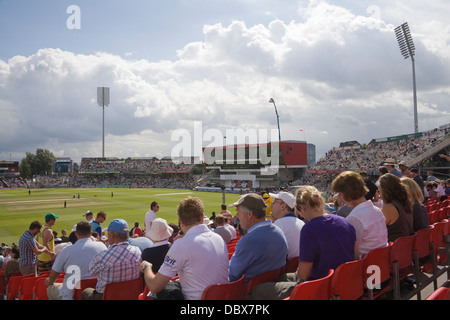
left=108, top=219, right=129, bottom=234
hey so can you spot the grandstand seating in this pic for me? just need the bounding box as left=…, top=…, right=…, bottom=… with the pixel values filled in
left=310, top=126, right=449, bottom=174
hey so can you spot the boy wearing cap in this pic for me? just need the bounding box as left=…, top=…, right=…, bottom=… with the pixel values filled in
left=36, top=213, right=59, bottom=272
left=83, top=210, right=94, bottom=223
left=269, top=191, right=304, bottom=259
left=228, top=193, right=288, bottom=286
left=83, top=219, right=142, bottom=300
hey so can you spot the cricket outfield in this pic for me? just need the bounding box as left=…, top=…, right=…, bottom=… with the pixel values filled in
left=0, top=188, right=241, bottom=245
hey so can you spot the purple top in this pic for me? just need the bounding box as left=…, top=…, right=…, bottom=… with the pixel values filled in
left=299, top=214, right=356, bottom=280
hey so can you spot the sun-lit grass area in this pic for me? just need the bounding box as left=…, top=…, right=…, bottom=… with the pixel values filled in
left=0, top=188, right=241, bottom=245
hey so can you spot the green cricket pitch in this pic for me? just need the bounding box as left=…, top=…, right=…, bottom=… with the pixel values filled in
left=0, top=188, right=241, bottom=245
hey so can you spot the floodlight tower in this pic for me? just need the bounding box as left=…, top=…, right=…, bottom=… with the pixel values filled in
left=395, top=22, right=418, bottom=133
left=97, top=87, right=110, bottom=158
left=269, top=98, right=281, bottom=143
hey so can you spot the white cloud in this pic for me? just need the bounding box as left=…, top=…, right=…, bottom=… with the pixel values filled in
left=1, top=1, right=449, bottom=164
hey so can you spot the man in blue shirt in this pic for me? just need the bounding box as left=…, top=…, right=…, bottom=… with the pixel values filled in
left=91, top=211, right=106, bottom=238
left=228, top=193, right=288, bottom=285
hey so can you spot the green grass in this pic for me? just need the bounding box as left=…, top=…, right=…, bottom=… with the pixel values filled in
left=0, top=188, right=241, bottom=245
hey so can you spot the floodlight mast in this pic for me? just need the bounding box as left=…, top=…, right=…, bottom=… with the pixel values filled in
left=97, top=87, right=110, bottom=158
left=395, top=22, right=418, bottom=133
left=269, top=98, right=281, bottom=143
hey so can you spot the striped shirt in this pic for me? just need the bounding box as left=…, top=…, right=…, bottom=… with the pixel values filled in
left=89, top=241, right=142, bottom=293
left=18, top=230, right=37, bottom=267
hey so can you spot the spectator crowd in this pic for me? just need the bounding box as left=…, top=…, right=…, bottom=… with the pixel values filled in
left=1, top=125, right=449, bottom=301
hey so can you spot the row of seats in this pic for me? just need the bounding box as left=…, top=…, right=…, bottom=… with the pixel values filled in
left=0, top=271, right=64, bottom=300
left=150, top=199, right=450, bottom=300
left=0, top=270, right=142, bottom=300
left=201, top=219, right=450, bottom=300
left=425, top=196, right=450, bottom=213
left=0, top=236, right=244, bottom=301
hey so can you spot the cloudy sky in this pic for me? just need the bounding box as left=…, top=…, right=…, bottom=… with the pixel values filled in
left=1, top=0, right=449, bottom=165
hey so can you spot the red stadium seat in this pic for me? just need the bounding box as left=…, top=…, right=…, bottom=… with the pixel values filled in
left=363, top=244, right=392, bottom=300
left=426, top=286, right=450, bottom=300
left=33, top=276, right=63, bottom=300
left=102, top=277, right=144, bottom=300
left=0, top=270, right=5, bottom=298
left=246, top=267, right=285, bottom=295
left=390, top=235, right=415, bottom=300
left=201, top=275, right=246, bottom=300
left=18, top=276, right=41, bottom=300
left=412, top=227, right=436, bottom=300
left=331, top=259, right=364, bottom=300
left=73, top=278, right=98, bottom=300
left=285, top=269, right=334, bottom=300
left=6, top=274, right=34, bottom=300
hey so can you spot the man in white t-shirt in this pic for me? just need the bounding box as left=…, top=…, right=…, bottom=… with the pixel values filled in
left=140, top=196, right=229, bottom=300
left=269, top=191, right=305, bottom=259
left=145, top=201, right=159, bottom=238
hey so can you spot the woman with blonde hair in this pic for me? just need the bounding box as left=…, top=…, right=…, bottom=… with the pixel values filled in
left=294, top=185, right=357, bottom=282
left=401, top=177, right=429, bottom=231
left=379, top=173, right=414, bottom=242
